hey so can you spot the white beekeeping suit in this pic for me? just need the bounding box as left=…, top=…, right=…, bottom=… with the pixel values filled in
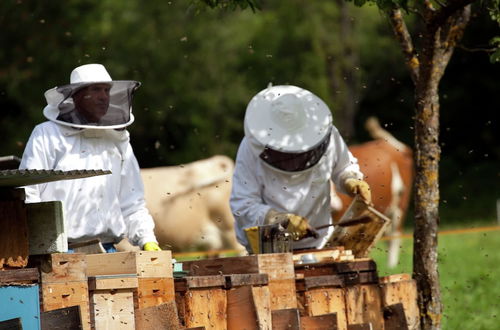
left=19, top=64, right=159, bottom=250
left=230, top=85, right=370, bottom=252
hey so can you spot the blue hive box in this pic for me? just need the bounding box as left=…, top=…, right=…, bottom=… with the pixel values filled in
left=0, top=284, right=41, bottom=329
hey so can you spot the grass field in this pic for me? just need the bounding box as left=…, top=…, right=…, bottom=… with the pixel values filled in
left=370, top=227, right=500, bottom=330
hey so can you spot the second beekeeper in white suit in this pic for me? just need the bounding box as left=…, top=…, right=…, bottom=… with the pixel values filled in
left=230, top=85, right=372, bottom=253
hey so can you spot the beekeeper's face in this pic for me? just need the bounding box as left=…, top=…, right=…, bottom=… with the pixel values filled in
left=73, top=83, right=111, bottom=123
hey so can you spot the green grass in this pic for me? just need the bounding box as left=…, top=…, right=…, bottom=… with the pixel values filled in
left=370, top=228, right=500, bottom=330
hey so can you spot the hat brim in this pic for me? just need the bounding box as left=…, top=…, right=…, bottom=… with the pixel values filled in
left=244, top=85, right=332, bottom=152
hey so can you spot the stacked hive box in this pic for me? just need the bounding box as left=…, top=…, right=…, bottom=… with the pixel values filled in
left=182, top=253, right=296, bottom=311
left=30, top=253, right=91, bottom=329
left=88, top=274, right=138, bottom=329
left=294, top=249, right=418, bottom=330
left=174, top=273, right=272, bottom=329
left=85, top=250, right=175, bottom=328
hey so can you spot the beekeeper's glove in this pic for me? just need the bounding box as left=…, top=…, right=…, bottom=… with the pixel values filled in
left=344, top=178, right=372, bottom=203
left=143, top=242, right=162, bottom=251
left=265, top=209, right=319, bottom=241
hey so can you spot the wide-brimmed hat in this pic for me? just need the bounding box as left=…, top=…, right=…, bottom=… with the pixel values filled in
left=244, top=85, right=332, bottom=151
left=43, top=64, right=140, bottom=129
left=244, top=85, right=333, bottom=172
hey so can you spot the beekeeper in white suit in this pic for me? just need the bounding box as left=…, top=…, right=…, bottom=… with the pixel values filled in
left=230, top=85, right=371, bottom=253
left=19, top=63, right=161, bottom=252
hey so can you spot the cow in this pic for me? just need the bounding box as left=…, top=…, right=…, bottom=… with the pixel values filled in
left=140, top=155, right=245, bottom=252
left=330, top=117, right=414, bottom=268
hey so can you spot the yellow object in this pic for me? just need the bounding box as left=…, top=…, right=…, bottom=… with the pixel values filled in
left=344, top=178, right=372, bottom=203
left=244, top=226, right=260, bottom=254
left=143, top=241, right=162, bottom=251
left=287, top=214, right=312, bottom=241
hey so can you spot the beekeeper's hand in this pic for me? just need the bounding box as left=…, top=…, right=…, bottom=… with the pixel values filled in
left=344, top=178, right=372, bottom=203
left=143, top=242, right=162, bottom=251
left=265, top=209, right=319, bottom=241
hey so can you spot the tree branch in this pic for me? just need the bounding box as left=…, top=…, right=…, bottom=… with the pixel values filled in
left=431, top=0, right=476, bottom=28
left=388, top=8, right=419, bottom=84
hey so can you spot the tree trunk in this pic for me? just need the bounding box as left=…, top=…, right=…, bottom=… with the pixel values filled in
left=411, top=6, right=471, bottom=329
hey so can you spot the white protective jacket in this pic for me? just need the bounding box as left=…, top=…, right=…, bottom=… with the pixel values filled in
left=19, top=121, right=157, bottom=247
left=230, top=125, right=363, bottom=250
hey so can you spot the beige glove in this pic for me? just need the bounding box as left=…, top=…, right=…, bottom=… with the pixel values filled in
left=265, top=209, right=319, bottom=241
left=344, top=178, right=372, bottom=203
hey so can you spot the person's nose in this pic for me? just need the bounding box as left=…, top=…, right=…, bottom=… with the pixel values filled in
left=97, top=90, right=109, bottom=101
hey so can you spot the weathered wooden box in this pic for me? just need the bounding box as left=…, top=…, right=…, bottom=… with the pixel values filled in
left=379, top=274, right=420, bottom=329
left=0, top=189, right=29, bottom=269
left=175, top=275, right=227, bottom=330
left=86, top=251, right=173, bottom=278
left=182, top=253, right=296, bottom=311
left=86, top=251, right=175, bottom=311
left=30, top=253, right=91, bottom=330
left=88, top=274, right=138, bottom=330
left=27, top=201, right=68, bottom=255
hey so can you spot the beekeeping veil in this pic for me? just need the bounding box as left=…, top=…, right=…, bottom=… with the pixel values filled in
left=244, top=85, right=333, bottom=172
left=43, top=64, right=140, bottom=129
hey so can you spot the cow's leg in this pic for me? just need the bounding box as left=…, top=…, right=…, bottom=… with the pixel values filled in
left=386, top=162, right=404, bottom=268
left=194, top=221, right=224, bottom=251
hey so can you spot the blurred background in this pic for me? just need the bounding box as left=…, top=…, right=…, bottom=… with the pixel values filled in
left=1, top=0, right=498, bottom=225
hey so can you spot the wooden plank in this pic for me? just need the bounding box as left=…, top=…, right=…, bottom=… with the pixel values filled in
left=294, top=259, right=376, bottom=277
left=26, top=201, right=67, bottom=255
left=134, top=301, right=181, bottom=330
left=40, top=281, right=91, bottom=330
left=383, top=303, right=409, bottom=330
left=182, top=256, right=260, bottom=276
left=379, top=273, right=411, bottom=284
left=29, top=253, right=87, bottom=283
left=90, top=289, right=135, bottom=329
left=225, top=273, right=269, bottom=288
left=329, top=197, right=390, bottom=258
left=347, top=324, right=372, bottom=330
left=271, top=309, right=300, bottom=330
left=226, top=289, right=256, bottom=328
left=40, top=305, right=82, bottom=330
left=226, top=285, right=271, bottom=330
left=301, top=313, right=338, bottom=330
left=88, top=274, right=138, bottom=291
left=0, top=318, right=22, bottom=330
left=136, top=277, right=175, bottom=309
left=0, top=199, right=29, bottom=269
left=379, top=277, right=419, bottom=330
left=183, top=288, right=227, bottom=330
left=0, top=285, right=40, bottom=330
left=0, top=268, right=39, bottom=284
left=304, top=288, right=346, bottom=330
left=345, top=284, right=384, bottom=329
left=86, top=251, right=172, bottom=278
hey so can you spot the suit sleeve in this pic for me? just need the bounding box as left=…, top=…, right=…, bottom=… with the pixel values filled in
left=119, top=143, right=158, bottom=247
left=230, top=138, right=272, bottom=248
left=330, top=127, right=364, bottom=195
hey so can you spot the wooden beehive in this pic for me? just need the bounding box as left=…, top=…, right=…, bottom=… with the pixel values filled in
left=175, top=275, right=227, bottom=330
left=30, top=253, right=90, bottom=330
left=86, top=251, right=175, bottom=315
left=182, top=253, right=296, bottom=311
left=88, top=274, right=138, bottom=330
left=379, top=274, right=419, bottom=329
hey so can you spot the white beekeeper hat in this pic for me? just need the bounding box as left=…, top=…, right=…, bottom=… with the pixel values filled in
left=43, top=63, right=140, bottom=129
left=244, top=85, right=333, bottom=172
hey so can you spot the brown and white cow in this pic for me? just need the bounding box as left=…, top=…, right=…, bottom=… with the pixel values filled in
left=140, top=155, right=245, bottom=252
left=331, top=117, right=414, bottom=267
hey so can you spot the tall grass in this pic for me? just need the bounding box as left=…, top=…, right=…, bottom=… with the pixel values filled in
left=371, top=229, right=500, bottom=330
